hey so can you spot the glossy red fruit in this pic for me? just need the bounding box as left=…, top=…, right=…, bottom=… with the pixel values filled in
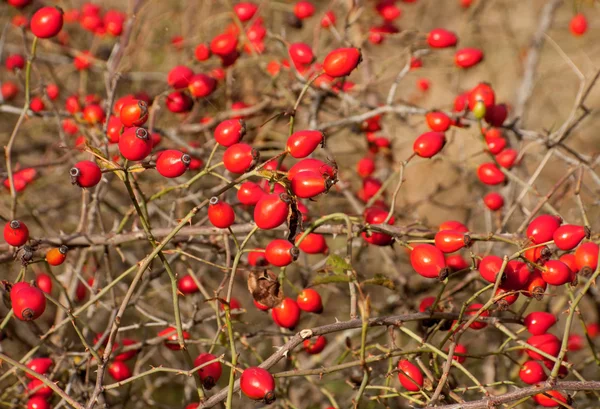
left=495, top=287, right=519, bottom=308
left=26, top=358, right=53, bottom=379
left=254, top=299, right=270, bottom=311
left=486, top=136, right=506, bottom=155
left=119, top=100, right=148, bottom=127
left=434, top=230, right=470, bottom=253
left=519, top=360, right=547, bottom=384
left=1, top=81, right=19, bottom=101
left=104, top=10, right=124, bottom=36
left=210, top=33, right=238, bottom=56
left=466, top=303, right=489, bottom=329
left=46, top=246, right=68, bottom=266
left=483, top=104, right=507, bottom=127
left=237, top=182, right=264, bottom=205
left=439, top=220, right=469, bottom=233
left=70, top=160, right=102, bottom=188
left=240, top=367, right=276, bottom=403
left=223, top=143, right=258, bottom=174
left=495, top=148, right=518, bottom=169
left=533, top=390, right=568, bottom=407
left=410, top=244, right=449, bottom=279
left=188, top=74, right=216, bottom=98
left=413, top=131, right=446, bottom=158
left=248, top=250, right=268, bottom=267
left=321, top=10, right=336, bottom=28
left=478, top=255, right=506, bottom=283
left=553, top=225, right=589, bottom=251
left=477, top=163, right=505, bottom=185
left=418, top=296, right=438, bottom=313
left=527, top=214, right=562, bottom=244
left=526, top=333, right=561, bottom=360
left=234, top=2, right=258, bottom=21
left=272, top=298, right=301, bottom=329
left=6, top=54, right=25, bottom=72
left=118, top=127, right=152, bottom=161
left=158, top=327, right=190, bottom=351
left=177, top=275, right=199, bottom=294
left=105, top=116, right=122, bottom=143
left=221, top=297, right=242, bottom=317
left=397, top=360, right=423, bottom=391
left=504, top=263, right=531, bottom=290
left=45, top=83, right=59, bottom=100
left=156, top=150, right=190, bottom=178
left=452, top=344, right=468, bottom=363
left=31, top=7, right=64, bottom=39
left=287, top=158, right=335, bottom=180
left=74, top=51, right=92, bottom=71
left=27, top=397, right=50, bottom=409
left=290, top=170, right=331, bottom=198
left=11, top=283, right=46, bottom=321
left=567, top=334, right=584, bottom=351
left=214, top=119, right=246, bottom=147
left=427, top=28, right=457, bottom=48
left=357, top=156, right=375, bottom=178
left=294, top=0, right=315, bottom=19
left=208, top=197, right=236, bottom=228
left=194, top=43, right=211, bottom=61
left=4, top=220, right=29, bottom=246
left=425, top=111, right=452, bottom=132
left=361, top=206, right=394, bottom=246
left=113, top=338, right=139, bottom=361
left=446, top=254, right=469, bottom=271
left=417, top=77, right=430, bottom=92
left=27, top=379, right=52, bottom=399
left=36, top=274, right=52, bottom=294
left=454, top=47, right=483, bottom=68
left=289, top=43, right=314, bottom=67
left=254, top=193, right=291, bottom=230
left=570, top=14, right=587, bottom=36
left=29, top=97, right=45, bottom=113
left=83, top=104, right=105, bottom=124
left=65, top=95, right=82, bottom=114
left=575, top=242, right=599, bottom=276
left=559, top=253, right=579, bottom=275
left=483, top=192, right=504, bottom=211
left=323, top=48, right=362, bottom=78
left=469, top=83, right=495, bottom=110
left=296, top=233, right=328, bottom=254
left=108, top=361, right=131, bottom=381
left=286, top=130, right=324, bottom=158
left=453, top=92, right=469, bottom=112
left=303, top=335, right=327, bottom=354
left=265, top=239, right=299, bottom=267
left=524, top=270, right=547, bottom=299
left=194, top=353, right=222, bottom=390
left=165, top=91, right=193, bottom=113
left=358, top=177, right=382, bottom=202
left=296, top=288, right=322, bottom=313
left=542, top=260, right=572, bottom=286
left=167, top=65, right=194, bottom=89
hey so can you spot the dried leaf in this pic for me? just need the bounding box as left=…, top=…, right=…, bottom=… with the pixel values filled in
left=362, top=274, right=395, bottom=290
left=325, top=254, right=352, bottom=275
left=247, top=270, right=284, bottom=308
left=312, top=274, right=351, bottom=286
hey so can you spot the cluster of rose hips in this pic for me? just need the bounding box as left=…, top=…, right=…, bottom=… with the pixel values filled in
left=1, top=1, right=598, bottom=408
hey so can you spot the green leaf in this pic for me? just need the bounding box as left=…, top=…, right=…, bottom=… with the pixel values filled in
left=325, top=254, right=352, bottom=275
left=312, top=275, right=351, bottom=286
left=363, top=274, right=395, bottom=290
